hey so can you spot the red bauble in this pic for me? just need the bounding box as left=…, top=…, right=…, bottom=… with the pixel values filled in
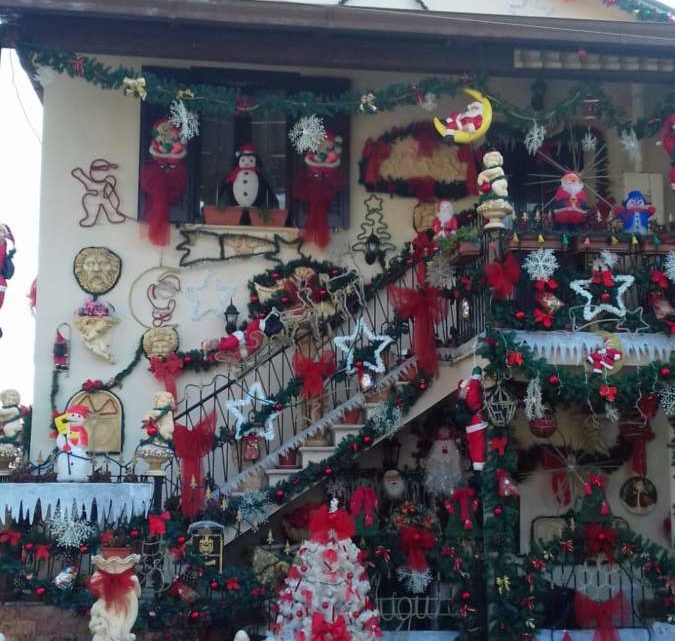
left=600, top=292, right=611, bottom=302
left=35, top=586, right=46, bottom=596
left=177, top=536, right=186, bottom=545
left=419, top=382, right=428, bottom=390
left=79, top=544, right=89, bottom=554
left=324, top=466, right=333, bottom=475
left=493, top=506, right=503, bottom=517
left=322, top=601, right=329, bottom=609
left=275, top=489, right=285, bottom=500
left=363, top=435, right=372, bottom=445
left=548, top=374, right=560, bottom=385
left=661, top=367, right=671, bottom=377
left=210, top=580, right=219, bottom=590
left=24, top=543, right=34, bottom=551
left=461, top=591, right=472, bottom=601
left=147, top=425, right=158, bottom=437
left=130, top=529, right=140, bottom=539
left=515, top=311, right=526, bottom=321
left=189, top=611, right=201, bottom=620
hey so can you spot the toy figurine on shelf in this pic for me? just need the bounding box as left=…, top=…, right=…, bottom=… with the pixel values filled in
left=221, top=144, right=279, bottom=209
left=54, top=404, right=92, bottom=481
left=613, top=190, right=655, bottom=236
left=476, top=151, right=513, bottom=230
left=551, top=172, right=589, bottom=230
left=432, top=200, right=458, bottom=239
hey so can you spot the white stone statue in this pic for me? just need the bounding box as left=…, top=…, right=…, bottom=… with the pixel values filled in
left=476, top=151, right=513, bottom=229
left=89, top=553, right=141, bottom=641
left=136, top=391, right=175, bottom=476
left=0, top=389, right=25, bottom=467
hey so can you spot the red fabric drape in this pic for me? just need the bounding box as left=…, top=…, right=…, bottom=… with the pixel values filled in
left=293, top=167, right=343, bottom=249
left=447, top=487, right=477, bottom=530
left=293, top=351, right=336, bottom=398
left=574, top=591, right=628, bottom=641
left=149, top=353, right=184, bottom=400
left=88, top=567, right=136, bottom=613
left=388, top=285, right=446, bottom=376
left=309, top=505, right=355, bottom=543
left=485, top=254, right=521, bottom=300
left=140, top=161, right=188, bottom=246
left=399, top=526, right=435, bottom=572
left=349, top=486, right=378, bottom=527
left=173, top=412, right=216, bottom=519
left=541, top=448, right=571, bottom=506
left=411, top=231, right=438, bottom=284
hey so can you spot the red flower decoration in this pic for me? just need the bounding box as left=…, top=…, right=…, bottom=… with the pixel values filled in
left=506, top=350, right=524, bottom=367
left=599, top=385, right=617, bottom=402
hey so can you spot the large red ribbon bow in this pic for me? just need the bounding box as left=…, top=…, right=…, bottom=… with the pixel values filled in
left=293, top=166, right=343, bottom=249
left=35, top=544, right=50, bottom=561
left=485, top=253, right=521, bottom=300
left=0, top=530, right=21, bottom=546
left=173, top=412, right=216, bottom=519
left=309, top=504, right=355, bottom=544
left=293, top=351, right=336, bottom=398
left=574, top=591, right=627, bottom=641
left=349, top=486, right=379, bottom=527
left=150, top=353, right=184, bottom=400
left=148, top=511, right=171, bottom=536
left=388, top=284, right=447, bottom=376
left=88, top=567, right=137, bottom=613
left=584, top=523, right=617, bottom=563
left=534, top=308, right=553, bottom=328
left=311, top=612, right=351, bottom=641
left=399, top=526, right=436, bottom=572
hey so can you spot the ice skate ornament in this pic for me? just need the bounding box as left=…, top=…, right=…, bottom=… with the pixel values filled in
left=74, top=298, right=118, bottom=363
left=89, top=552, right=141, bottom=641
left=71, top=159, right=127, bottom=227
left=54, top=404, right=92, bottom=481
left=433, top=88, right=493, bottom=144
left=613, top=190, right=655, bottom=236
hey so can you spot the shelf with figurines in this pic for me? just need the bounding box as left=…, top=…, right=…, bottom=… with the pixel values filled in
left=429, top=200, right=481, bottom=266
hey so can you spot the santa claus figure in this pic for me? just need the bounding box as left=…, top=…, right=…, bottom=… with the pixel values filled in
left=54, top=404, right=92, bottom=481
left=382, top=469, right=407, bottom=502
left=423, top=427, right=462, bottom=496
left=457, top=366, right=483, bottom=415
left=216, top=311, right=282, bottom=359
left=432, top=200, right=458, bottom=239
left=552, top=172, right=589, bottom=229
left=587, top=339, right=622, bottom=374
left=614, top=190, right=655, bottom=236
left=443, top=101, right=484, bottom=135
left=456, top=367, right=487, bottom=471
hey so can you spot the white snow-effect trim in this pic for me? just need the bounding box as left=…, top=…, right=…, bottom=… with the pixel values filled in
left=0, top=482, right=154, bottom=525
left=569, top=274, right=634, bottom=321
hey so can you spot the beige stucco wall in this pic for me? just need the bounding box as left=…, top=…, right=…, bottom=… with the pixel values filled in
left=34, top=53, right=673, bottom=548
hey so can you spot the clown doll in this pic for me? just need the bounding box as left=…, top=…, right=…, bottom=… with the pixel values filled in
left=54, top=404, right=92, bottom=481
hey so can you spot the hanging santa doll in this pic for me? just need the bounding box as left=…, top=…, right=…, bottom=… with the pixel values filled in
left=0, top=224, right=15, bottom=311
left=140, top=117, right=188, bottom=246
left=661, top=114, right=675, bottom=195
left=292, top=132, right=343, bottom=248
left=457, top=366, right=487, bottom=471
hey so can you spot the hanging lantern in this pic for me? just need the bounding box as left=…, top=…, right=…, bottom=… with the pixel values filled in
left=224, top=299, right=240, bottom=334
left=582, top=97, right=600, bottom=121
left=485, top=382, right=518, bottom=427
left=364, top=232, right=383, bottom=266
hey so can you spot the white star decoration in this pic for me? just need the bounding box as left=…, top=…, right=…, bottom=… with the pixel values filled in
left=183, top=271, right=235, bottom=321
left=570, top=274, right=635, bottom=321
left=227, top=381, right=278, bottom=441
left=333, top=317, right=393, bottom=374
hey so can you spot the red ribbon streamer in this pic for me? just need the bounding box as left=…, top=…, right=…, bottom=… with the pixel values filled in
left=584, top=523, right=617, bottom=563
left=140, top=160, right=188, bottom=247
left=88, top=567, right=136, bottom=613
left=148, top=511, right=171, bottom=536
left=293, top=351, right=336, bottom=398
left=349, top=486, right=378, bottom=527
left=574, top=591, right=628, bottom=641
left=149, top=353, right=184, bottom=400
left=309, top=505, right=355, bottom=544
left=293, top=167, right=343, bottom=249
left=445, top=487, right=477, bottom=530
left=485, top=254, right=521, bottom=300
left=399, top=526, right=435, bottom=572
left=541, top=448, right=571, bottom=506
left=311, top=613, right=351, bottom=641
left=411, top=231, right=438, bottom=284
left=173, top=412, right=216, bottom=519
left=388, top=284, right=447, bottom=376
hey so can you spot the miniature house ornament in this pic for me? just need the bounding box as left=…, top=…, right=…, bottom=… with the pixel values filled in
left=476, top=151, right=513, bottom=229
left=54, top=404, right=92, bottom=481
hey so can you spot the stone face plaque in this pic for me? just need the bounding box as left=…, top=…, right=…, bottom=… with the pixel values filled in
left=0, top=605, right=89, bottom=641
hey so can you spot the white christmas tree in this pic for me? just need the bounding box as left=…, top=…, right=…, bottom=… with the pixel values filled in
left=268, top=499, right=381, bottom=641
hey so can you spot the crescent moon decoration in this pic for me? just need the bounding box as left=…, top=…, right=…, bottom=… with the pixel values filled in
left=433, top=88, right=493, bottom=144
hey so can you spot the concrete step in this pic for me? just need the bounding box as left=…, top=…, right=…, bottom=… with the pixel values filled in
left=331, top=423, right=365, bottom=445
left=266, top=468, right=299, bottom=485
left=299, top=446, right=335, bottom=468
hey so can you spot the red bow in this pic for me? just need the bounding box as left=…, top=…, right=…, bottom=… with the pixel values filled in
left=411, top=231, right=438, bottom=283
left=388, top=285, right=447, bottom=376
left=349, top=486, right=379, bottom=527
left=88, top=567, right=136, bottom=613
left=374, top=546, right=391, bottom=563
left=35, top=544, right=50, bottom=561
left=574, top=591, right=627, bottom=641
left=506, top=350, right=523, bottom=367
left=534, top=308, right=553, bottom=328
left=293, top=166, right=343, bottom=249
left=83, top=379, right=104, bottom=391
left=309, top=505, right=355, bottom=544
left=150, top=353, right=184, bottom=401
left=399, top=526, right=435, bottom=572
left=311, top=613, right=350, bottom=641
left=293, top=351, right=336, bottom=398
left=173, top=412, right=216, bottom=519
left=0, top=530, right=21, bottom=546
left=592, top=269, right=615, bottom=288
left=584, top=523, right=617, bottom=563
left=651, top=268, right=669, bottom=289
left=485, top=254, right=521, bottom=300
left=535, top=278, right=558, bottom=291
left=148, top=511, right=171, bottom=536
left=225, top=578, right=240, bottom=591
left=599, top=385, right=617, bottom=402
left=489, top=436, right=508, bottom=456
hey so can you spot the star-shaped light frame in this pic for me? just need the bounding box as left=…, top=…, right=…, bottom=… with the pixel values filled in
left=228, top=381, right=278, bottom=441
left=569, top=274, right=635, bottom=322
left=333, top=316, right=393, bottom=374
left=183, top=271, right=235, bottom=321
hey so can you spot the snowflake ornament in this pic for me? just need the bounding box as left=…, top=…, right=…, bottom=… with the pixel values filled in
left=48, top=508, right=95, bottom=548
left=620, top=128, right=641, bottom=166
left=238, top=491, right=270, bottom=530
left=664, top=251, right=675, bottom=284
left=582, top=130, right=598, bottom=153
left=169, top=99, right=200, bottom=142
left=523, top=249, right=559, bottom=281
left=288, top=115, right=327, bottom=154
left=524, top=122, right=547, bottom=156
left=371, top=404, right=402, bottom=436
left=596, top=250, right=618, bottom=271
left=659, top=384, right=675, bottom=417
left=397, top=567, right=433, bottom=594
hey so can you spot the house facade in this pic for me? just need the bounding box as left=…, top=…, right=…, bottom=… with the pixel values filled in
left=0, top=1, right=674, bottom=640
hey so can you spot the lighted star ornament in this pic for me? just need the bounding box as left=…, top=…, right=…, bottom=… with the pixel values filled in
left=333, top=316, right=393, bottom=374
left=227, top=381, right=279, bottom=441
left=183, top=271, right=235, bottom=321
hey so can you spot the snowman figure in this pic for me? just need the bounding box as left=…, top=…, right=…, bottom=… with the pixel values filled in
left=54, top=404, right=92, bottom=482
left=614, top=190, right=655, bottom=236
left=222, top=144, right=278, bottom=209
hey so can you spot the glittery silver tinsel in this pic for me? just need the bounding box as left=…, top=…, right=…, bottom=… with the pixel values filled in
left=288, top=115, right=327, bottom=154
left=238, top=490, right=270, bottom=531
left=169, top=99, right=200, bottom=142
left=620, top=128, right=641, bottom=166
left=47, top=510, right=95, bottom=548
left=524, top=122, right=547, bottom=156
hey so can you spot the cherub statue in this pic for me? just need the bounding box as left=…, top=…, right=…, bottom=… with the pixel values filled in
left=74, top=316, right=118, bottom=362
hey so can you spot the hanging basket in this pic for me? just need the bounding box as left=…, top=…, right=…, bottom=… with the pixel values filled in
left=485, top=383, right=518, bottom=427
left=528, top=413, right=558, bottom=438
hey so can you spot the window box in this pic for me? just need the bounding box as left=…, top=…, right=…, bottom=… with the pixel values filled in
left=202, top=205, right=243, bottom=226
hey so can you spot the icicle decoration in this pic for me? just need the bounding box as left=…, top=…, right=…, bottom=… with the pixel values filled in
left=523, top=248, right=558, bottom=281
left=524, top=376, right=545, bottom=420
left=169, top=99, right=200, bottom=142
left=288, top=115, right=327, bottom=154
left=620, top=128, right=641, bottom=166
left=664, top=251, right=675, bottom=284
left=524, top=121, right=547, bottom=156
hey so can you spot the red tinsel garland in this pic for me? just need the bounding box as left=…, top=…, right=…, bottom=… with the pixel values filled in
left=149, top=353, right=184, bottom=400
left=574, top=591, right=628, bottom=641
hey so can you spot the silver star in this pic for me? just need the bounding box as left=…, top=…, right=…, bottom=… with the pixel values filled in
left=183, top=271, right=235, bottom=321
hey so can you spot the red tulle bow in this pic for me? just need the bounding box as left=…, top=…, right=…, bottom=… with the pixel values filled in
left=148, top=511, right=171, bottom=536
left=534, top=308, right=553, bottom=328
left=574, top=590, right=627, bottom=641
left=592, top=269, right=615, bottom=288
left=309, top=505, right=355, bottom=544
left=293, top=167, right=343, bottom=249
left=88, top=567, right=137, bottom=613
left=599, top=385, right=617, bottom=403
left=173, top=412, right=216, bottom=519
left=83, top=379, right=104, bottom=391
left=506, top=350, right=523, bottom=367
left=535, top=278, right=558, bottom=291
left=311, top=613, right=351, bottom=641
left=485, top=254, right=521, bottom=300
left=584, top=523, right=617, bottom=563
left=399, top=526, right=436, bottom=572
left=349, top=486, right=379, bottom=527
left=651, top=268, right=669, bottom=289
left=489, top=437, right=508, bottom=456
left=140, top=160, right=188, bottom=247
left=388, top=285, right=447, bottom=376
left=35, top=544, right=50, bottom=561
left=293, top=351, right=336, bottom=398
left=0, top=530, right=21, bottom=546
left=150, top=353, right=184, bottom=401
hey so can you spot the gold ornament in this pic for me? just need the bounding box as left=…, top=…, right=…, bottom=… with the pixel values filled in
left=73, top=247, right=122, bottom=296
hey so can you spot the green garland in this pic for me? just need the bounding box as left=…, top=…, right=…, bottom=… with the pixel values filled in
left=605, top=0, right=674, bottom=22
left=19, top=45, right=675, bottom=139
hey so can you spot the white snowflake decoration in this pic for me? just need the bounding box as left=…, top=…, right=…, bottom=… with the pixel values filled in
left=288, top=115, right=327, bottom=154
left=523, top=249, right=559, bottom=281
left=659, top=384, right=675, bottom=417
left=426, top=255, right=454, bottom=289
left=524, top=122, right=547, bottom=156
left=582, top=130, right=598, bottom=153
left=169, top=99, right=200, bottom=142
left=664, top=251, right=675, bottom=284
left=620, top=128, right=641, bottom=166
left=47, top=509, right=95, bottom=548
left=396, top=567, right=432, bottom=594
left=594, top=250, right=619, bottom=271
left=524, top=376, right=545, bottom=421
left=238, top=490, right=270, bottom=531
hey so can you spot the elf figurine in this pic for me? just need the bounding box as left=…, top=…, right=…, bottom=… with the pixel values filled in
left=613, top=190, right=655, bottom=236
left=54, top=404, right=92, bottom=481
